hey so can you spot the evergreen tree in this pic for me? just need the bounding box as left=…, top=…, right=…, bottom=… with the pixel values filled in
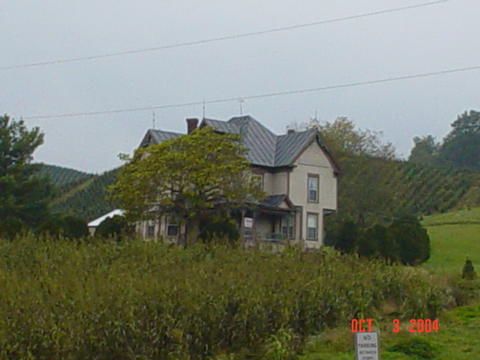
left=0, top=115, right=53, bottom=238
left=438, top=110, right=480, bottom=171
left=462, top=258, right=477, bottom=280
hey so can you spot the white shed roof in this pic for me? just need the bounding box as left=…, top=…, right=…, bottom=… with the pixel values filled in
left=88, top=209, right=125, bottom=227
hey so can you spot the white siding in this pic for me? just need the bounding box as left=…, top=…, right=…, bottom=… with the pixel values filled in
left=289, top=141, right=338, bottom=249
left=272, top=171, right=289, bottom=195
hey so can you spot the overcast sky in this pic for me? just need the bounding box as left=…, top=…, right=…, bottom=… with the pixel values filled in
left=1, top=0, right=479, bottom=173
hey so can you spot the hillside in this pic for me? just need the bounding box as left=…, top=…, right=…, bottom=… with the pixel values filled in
left=48, top=158, right=480, bottom=224
left=335, top=157, right=480, bottom=226
left=384, top=161, right=480, bottom=214
left=52, top=168, right=120, bottom=221
left=37, top=163, right=93, bottom=188
left=423, top=207, right=480, bottom=274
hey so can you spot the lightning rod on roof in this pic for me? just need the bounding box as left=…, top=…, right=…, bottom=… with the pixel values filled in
left=239, top=98, right=245, bottom=115
left=152, top=111, right=156, bottom=129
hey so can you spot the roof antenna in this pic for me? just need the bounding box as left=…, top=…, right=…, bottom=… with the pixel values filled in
left=202, top=98, right=207, bottom=119
left=152, top=110, right=156, bottom=129
left=239, top=98, right=245, bottom=115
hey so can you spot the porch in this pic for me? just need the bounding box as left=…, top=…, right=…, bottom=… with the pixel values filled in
left=240, top=194, right=299, bottom=246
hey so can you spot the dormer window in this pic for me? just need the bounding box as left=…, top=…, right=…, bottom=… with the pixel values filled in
left=307, top=174, right=319, bottom=203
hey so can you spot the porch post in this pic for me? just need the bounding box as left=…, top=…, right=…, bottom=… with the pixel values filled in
left=253, top=209, right=258, bottom=247
left=240, top=208, right=246, bottom=246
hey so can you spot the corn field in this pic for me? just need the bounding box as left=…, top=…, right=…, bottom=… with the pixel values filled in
left=0, top=237, right=448, bottom=359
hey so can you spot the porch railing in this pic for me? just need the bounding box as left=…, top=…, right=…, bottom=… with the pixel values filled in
left=258, top=232, right=287, bottom=243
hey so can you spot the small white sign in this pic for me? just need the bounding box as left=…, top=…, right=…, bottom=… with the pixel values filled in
left=355, top=332, right=380, bottom=360
left=244, top=217, right=254, bottom=228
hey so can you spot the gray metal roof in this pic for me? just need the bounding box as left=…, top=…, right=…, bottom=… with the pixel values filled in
left=140, top=115, right=324, bottom=168
left=201, top=116, right=318, bottom=167
left=275, top=129, right=317, bottom=166
left=139, top=129, right=182, bottom=147
left=202, top=118, right=240, bottom=134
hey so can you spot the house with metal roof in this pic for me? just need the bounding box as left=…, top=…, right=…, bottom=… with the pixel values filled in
left=138, top=115, right=339, bottom=249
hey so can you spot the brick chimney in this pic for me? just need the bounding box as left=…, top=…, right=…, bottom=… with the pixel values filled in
left=186, top=118, right=199, bottom=134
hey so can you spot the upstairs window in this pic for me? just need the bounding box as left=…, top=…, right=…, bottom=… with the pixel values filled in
left=306, top=213, right=319, bottom=241
left=307, top=175, right=319, bottom=203
left=252, top=173, right=264, bottom=191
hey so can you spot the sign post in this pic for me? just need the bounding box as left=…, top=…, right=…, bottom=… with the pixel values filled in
left=354, top=332, right=380, bottom=360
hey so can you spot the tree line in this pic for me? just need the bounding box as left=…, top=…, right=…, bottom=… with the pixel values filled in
left=409, top=110, right=480, bottom=171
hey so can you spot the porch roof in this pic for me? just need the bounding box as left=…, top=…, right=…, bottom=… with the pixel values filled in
left=258, top=194, right=295, bottom=213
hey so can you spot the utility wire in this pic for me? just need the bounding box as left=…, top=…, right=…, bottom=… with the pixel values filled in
left=1, top=0, right=449, bottom=71
left=24, top=64, right=480, bottom=120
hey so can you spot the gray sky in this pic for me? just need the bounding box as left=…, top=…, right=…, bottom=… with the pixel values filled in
left=1, top=0, right=479, bottom=173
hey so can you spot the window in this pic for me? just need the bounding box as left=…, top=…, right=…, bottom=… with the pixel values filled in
left=252, top=173, right=264, bottom=190
left=307, top=175, right=319, bottom=203
left=147, top=223, right=155, bottom=238
left=166, top=217, right=179, bottom=237
left=306, top=213, right=319, bottom=241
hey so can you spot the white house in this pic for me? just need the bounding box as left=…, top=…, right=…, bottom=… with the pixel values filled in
left=137, top=115, right=339, bottom=249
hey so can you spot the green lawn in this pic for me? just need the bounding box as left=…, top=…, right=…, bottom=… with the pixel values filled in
left=300, top=303, right=480, bottom=359
left=300, top=208, right=480, bottom=359
left=423, top=208, right=480, bottom=274
left=423, top=207, right=480, bottom=227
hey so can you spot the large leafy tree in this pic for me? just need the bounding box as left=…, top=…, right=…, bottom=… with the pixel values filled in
left=408, top=135, right=440, bottom=165
left=439, top=110, right=480, bottom=171
left=0, top=115, right=53, bottom=238
left=306, top=117, right=401, bottom=225
left=410, top=111, right=480, bottom=171
left=111, top=126, right=263, bottom=243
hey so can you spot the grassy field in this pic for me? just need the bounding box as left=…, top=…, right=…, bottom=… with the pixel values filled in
left=423, top=207, right=480, bottom=274
left=301, top=208, right=480, bottom=359
left=300, top=302, right=480, bottom=359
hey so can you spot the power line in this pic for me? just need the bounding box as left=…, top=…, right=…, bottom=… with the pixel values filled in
left=1, top=0, right=449, bottom=71
left=23, top=64, right=480, bottom=120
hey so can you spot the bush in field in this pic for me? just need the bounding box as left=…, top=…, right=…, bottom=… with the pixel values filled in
left=0, top=237, right=447, bottom=359
left=462, top=258, right=477, bottom=280
left=388, top=216, right=430, bottom=265
left=331, top=217, right=430, bottom=265
left=95, top=215, right=133, bottom=239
